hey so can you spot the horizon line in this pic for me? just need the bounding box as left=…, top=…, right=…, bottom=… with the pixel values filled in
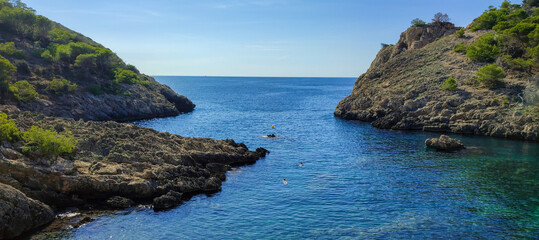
left=150, top=75, right=358, bottom=78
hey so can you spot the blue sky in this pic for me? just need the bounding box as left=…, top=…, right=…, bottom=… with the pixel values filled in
left=24, top=0, right=506, bottom=77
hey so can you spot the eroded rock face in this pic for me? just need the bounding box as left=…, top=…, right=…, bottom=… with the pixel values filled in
left=0, top=183, right=54, bottom=239
left=425, top=135, right=464, bottom=151
left=335, top=25, right=539, bottom=141
left=18, top=82, right=195, bottom=122
left=391, top=22, right=458, bottom=58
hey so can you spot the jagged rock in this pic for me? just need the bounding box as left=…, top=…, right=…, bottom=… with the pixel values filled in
left=153, top=191, right=183, bottom=211
left=425, top=135, right=464, bottom=151
left=0, top=183, right=54, bottom=239
left=391, top=22, right=458, bottom=57
left=256, top=148, right=270, bottom=157
left=106, top=196, right=134, bottom=209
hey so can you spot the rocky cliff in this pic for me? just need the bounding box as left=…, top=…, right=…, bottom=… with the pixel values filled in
left=336, top=16, right=539, bottom=141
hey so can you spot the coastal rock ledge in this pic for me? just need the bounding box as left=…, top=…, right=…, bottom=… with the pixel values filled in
left=425, top=135, right=464, bottom=151
left=0, top=106, right=268, bottom=239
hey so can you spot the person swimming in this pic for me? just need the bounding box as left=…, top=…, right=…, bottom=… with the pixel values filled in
left=299, top=162, right=303, bottom=167
left=283, top=179, right=288, bottom=185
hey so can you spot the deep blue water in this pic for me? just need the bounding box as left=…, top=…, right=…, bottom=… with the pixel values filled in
left=68, top=76, right=537, bottom=239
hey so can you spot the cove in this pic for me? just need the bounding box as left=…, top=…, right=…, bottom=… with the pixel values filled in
left=62, top=76, right=538, bottom=239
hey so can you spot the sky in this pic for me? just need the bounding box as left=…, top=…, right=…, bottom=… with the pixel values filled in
left=24, top=0, right=507, bottom=77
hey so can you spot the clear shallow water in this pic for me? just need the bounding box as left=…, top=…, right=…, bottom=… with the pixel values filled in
left=68, top=76, right=538, bottom=239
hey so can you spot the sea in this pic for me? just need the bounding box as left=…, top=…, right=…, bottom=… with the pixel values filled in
left=58, top=76, right=538, bottom=239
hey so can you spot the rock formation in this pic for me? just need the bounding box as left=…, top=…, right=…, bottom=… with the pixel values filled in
left=425, top=135, right=465, bottom=151
left=0, top=183, right=55, bottom=239
left=335, top=22, right=538, bottom=141
left=0, top=106, right=268, bottom=238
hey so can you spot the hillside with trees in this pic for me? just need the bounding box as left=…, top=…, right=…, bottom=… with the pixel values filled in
left=336, top=1, right=539, bottom=141
left=0, top=0, right=195, bottom=121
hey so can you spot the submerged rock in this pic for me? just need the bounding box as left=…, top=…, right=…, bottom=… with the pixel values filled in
left=425, top=135, right=464, bottom=151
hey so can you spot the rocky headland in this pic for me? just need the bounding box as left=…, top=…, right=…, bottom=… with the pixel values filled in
left=0, top=3, right=194, bottom=121
left=335, top=4, right=539, bottom=141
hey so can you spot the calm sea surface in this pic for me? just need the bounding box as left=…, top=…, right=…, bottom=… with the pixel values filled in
left=66, top=76, right=538, bottom=239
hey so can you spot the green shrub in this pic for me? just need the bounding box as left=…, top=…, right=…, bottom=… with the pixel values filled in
left=411, top=18, right=426, bottom=27
left=476, top=63, right=506, bottom=88
left=470, top=9, right=503, bottom=31
left=0, top=1, right=52, bottom=40
left=0, top=113, right=20, bottom=142
left=0, top=42, right=24, bottom=58
left=53, top=42, right=97, bottom=62
left=114, top=68, right=139, bottom=84
left=453, top=43, right=467, bottom=53
left=22, top=126, right=76, bottom=156
left=74, top=53, right=97, bottom=68
left=0, top=55, right=16, bottom=83
left=454, top=29, right=465, bottom=38
left=46, top=78, right=77, bottom=94
left=441, top=77, right=458, bottom=91
left=506, top=22, right=536, bottom=41
left=8, top=80, right=38, bottom=101
left=49, top=27, right=77, bottom=44
left=466, top=33, right=501, bottom=62
left=500, top=55, right=532, bottom=71
left=40, top=49, right=53, bottom=61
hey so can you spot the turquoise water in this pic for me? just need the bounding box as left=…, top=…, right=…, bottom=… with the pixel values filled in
left=69, top=77, right=538, bottom=239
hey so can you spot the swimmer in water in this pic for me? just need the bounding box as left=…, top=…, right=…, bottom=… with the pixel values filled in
left=283, top=179, right=288, bottom=185
left=299, top=162, right=303, bottom=167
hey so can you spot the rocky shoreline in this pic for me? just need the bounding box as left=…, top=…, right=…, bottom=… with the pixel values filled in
left=0, top=106, right=268, bottom=239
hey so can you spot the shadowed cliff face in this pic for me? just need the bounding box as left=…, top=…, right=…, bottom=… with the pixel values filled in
left=335, top=23, right=539, bottom=141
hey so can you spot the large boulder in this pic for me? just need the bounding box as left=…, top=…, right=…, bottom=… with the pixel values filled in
left=425, top=135, right=464, bottom=151
left=0, top=183, right=54, bottom=239
left=153, top=191, right=183, bottom=211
